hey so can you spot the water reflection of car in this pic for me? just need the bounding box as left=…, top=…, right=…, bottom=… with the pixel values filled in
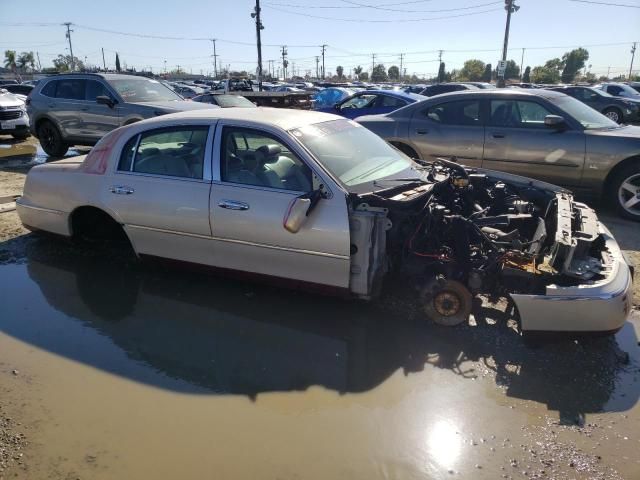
left=191, top=93, right=256, bottom=108
left=27, top=73, right=218, bottom=157
left=316, top=90, right=423, bottom=119
left=311, top=87, right=355, bottom=110
left=17, top=109, right=634, bottom=335
left=11, top=218, right=639, bottom=411
left=0, top=89, right=30, bottom=139
left=357, top=89, right=640, bottom=220
left=546, top=85, right=640, bottom=124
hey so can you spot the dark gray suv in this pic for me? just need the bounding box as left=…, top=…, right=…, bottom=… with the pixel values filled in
left=27, top=73, right=217, bottom=157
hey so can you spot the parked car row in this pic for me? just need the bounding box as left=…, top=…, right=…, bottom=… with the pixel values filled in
left=0, top=88, right=30, bottom=139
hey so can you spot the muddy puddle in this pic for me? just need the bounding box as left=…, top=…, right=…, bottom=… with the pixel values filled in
left=0, top=137, right=88, bottom=168
left=0, top=235, right=639, bottom=479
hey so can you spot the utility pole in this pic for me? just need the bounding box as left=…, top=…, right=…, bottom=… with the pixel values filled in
left=36, top=52, right=42, bottom=71
left=519, top=47, right=525, bottom=81
left=399, top=53, right=404, bottom=82
left=101, top=48, right=106, bottom=71
left=281, top=46, right=288, bottom=80
left=437, top=50, right=443, bottom=82
left=164, top=60, right=167, bottom=74
left=371, top=53, right=376, bottom=78
left=315, top=56, right=320, bottom=80
left=251, top=1, right=264, bottom=91
left=292, top=62, right=296, bottom=79
left=321, top=44, right=327, bottom=79
left=498, top=0, right=519, bottom=88
left=607, top=66, right=611, bottom=80
left=63, top=22, right=75, bottom=71
left=630, top=42, right=637, bottom=80
left=210, top=39, right=219, bottom=79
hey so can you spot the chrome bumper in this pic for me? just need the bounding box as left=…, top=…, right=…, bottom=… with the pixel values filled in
left=511, top=223, right=633, bottom=333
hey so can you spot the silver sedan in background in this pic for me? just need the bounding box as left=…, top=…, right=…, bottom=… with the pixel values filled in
left=356, top=89, right=640, bottom=221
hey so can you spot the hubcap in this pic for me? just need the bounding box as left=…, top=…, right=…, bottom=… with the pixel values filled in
left=618, top=173, right=640, bottom=216
left=605, top=111, right=620, bottom=122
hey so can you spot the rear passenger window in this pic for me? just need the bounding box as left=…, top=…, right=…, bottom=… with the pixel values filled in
left=426, top=100, right=480, bottom=126
left=40, top=80, right=57, bottom=97
left=55, top=79, right=86, bottom=100
left=378, top=96, right=407, bottom=108
left=117, top=127, right=209, bottom=179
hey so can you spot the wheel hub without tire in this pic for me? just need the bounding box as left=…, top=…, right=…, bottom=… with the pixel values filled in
left=422, top=279, right=472, bottom=327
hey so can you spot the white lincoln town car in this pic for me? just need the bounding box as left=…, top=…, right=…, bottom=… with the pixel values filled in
left=17, top=108, right=633, bottom=335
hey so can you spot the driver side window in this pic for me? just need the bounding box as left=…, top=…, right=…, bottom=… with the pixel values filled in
left=221, top=127, right=312, bottom=192
left=341, top=94, right=376, bottom=109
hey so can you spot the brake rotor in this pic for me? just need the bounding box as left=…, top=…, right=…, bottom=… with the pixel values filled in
left=422, top=279, right=472, bottom=327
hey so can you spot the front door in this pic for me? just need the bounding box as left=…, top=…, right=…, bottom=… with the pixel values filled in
left=105, top=125, right=213, bottom=263
left=82, top=80, right=121, bottom=141
left=408, top=98, right=484, bottom=168
left=208, top=123, right=351, bottom=289
left=482, top=98, right=585, bottom=187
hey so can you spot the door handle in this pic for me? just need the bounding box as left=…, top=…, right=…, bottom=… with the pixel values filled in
left=218, top=199, right=250, bottom=211
left=492, top=133, right=505, bottom=139
left=109, top=185, right=134, bottom=195
left=415, top=129, right=429, bottom=135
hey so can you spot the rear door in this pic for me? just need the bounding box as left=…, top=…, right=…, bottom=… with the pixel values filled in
left=49, top=78, right=87, bottom=138
left=105, top=124, right=214, bottom=264
left=408, top=98, right=484, bottom=168
left=208, top=122, right=351, bottom=288
left=371, top=94, right=410, bottom=116
left=482, top=98, right=585, bottom=186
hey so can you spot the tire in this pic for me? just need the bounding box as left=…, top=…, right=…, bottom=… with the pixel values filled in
left=393, top=142, right=419, bottom=159
left=37, top=120, right=68, bottom=157
left=610, top=163, right=640, bottom=221
left=602, top=107, right=623, bottom=124
left=11, top=133, right=29, bottom=140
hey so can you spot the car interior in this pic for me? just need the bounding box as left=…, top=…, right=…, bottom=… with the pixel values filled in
left=222, top=130, right=312, bottom=192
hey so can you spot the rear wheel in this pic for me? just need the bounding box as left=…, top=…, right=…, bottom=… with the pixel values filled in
left=37, top=120, right=68, bottom=157
left=603, top=107, right=623, bottom=124
left=610, top=163, right=640, bottom=221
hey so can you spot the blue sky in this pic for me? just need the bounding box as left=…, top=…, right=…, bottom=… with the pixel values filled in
left=0, top=0, right=638, bottom=78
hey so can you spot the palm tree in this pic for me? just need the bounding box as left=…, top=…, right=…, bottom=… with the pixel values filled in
left=17, top=51, right=36, bottom=73
left=3, top=50, right=21, bottom=81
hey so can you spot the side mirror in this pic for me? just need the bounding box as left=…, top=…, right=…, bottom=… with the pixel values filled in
left=96, top=95, right=115, bottom=108
left=283, top=190, right=322, bottom=233
left=544, top=114, right=566, bottom=129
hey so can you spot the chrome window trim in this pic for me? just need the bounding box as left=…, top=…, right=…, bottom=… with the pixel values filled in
left=115, top=170, right=211, bottom=184
left=210, top=180, right=305, bottom=195
left=130, top=133, right=141, bottom=172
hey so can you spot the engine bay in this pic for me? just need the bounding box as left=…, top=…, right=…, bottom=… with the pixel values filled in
left=348, top=159, right=611, bottom=325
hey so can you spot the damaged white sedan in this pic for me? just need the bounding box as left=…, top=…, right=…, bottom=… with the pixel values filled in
left=17, top=109, right=634, bottom=335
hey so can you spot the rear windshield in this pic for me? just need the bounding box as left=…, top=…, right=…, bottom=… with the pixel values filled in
left=107, top=78, right=182, bottom=103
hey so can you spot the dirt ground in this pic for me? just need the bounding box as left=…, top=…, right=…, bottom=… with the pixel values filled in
left=1, top=135, right=639, bottom=480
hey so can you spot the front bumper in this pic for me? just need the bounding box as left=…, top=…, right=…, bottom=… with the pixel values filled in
left=0, top=111, right=29, bottom=134
left=511, top=223, right=633, bottom=333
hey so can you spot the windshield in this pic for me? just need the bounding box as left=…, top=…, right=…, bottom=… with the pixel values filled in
left=214, top=95, right=255, bottom=107
left=108, top=78, right=183, bottom=102
left=554, top=95, right=619, bottom=129
left=291, top=119, right=415, bottom=191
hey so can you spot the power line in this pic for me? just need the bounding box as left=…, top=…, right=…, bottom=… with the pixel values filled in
left=264, top=0, right=442, bottom=8
left=567, top=0, right=640, bottom=8
left=263, top=5, right=503, bottom=22
left=338, top=0, right=503, bottom=14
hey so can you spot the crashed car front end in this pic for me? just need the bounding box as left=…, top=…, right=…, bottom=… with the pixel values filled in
left=347, top=159, right=634, bottom=334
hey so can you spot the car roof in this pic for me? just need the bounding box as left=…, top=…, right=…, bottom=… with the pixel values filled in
left=140, top=107, right=341, bottom=131
left=41, top=73, right=157, bottom=81
left=358, top=89, right=423, bottom=101
left=427, top=88, right=568, bottom=100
